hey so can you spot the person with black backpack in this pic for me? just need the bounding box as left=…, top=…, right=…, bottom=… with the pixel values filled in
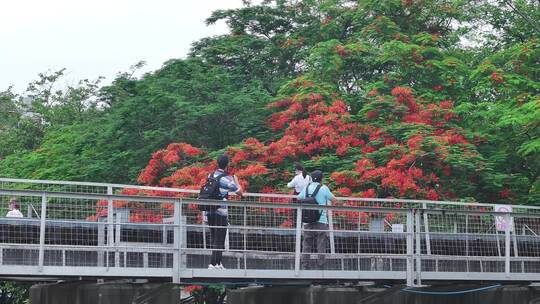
left=296, top=170, right=337, bottom=270
left=198, top=155, right=243, bottom=270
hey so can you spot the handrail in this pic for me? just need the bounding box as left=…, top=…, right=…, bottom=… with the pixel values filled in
left=0, top=188, right=525, bottom=217
left=0, top=188, right=407, bottom=213
left=1, top=177, right=538, bottom=210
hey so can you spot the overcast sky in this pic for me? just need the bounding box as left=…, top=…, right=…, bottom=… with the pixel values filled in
left=0, top=0, right=243, bottom=93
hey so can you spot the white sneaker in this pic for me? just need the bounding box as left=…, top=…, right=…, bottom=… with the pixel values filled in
left=216, top=263, right=226, bottom=270
left=208, top=264, right=217, bottom=270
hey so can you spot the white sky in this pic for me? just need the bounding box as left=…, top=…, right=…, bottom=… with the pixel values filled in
left=0, top=0, right=243, bottom=93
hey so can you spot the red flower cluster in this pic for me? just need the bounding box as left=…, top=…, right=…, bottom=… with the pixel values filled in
left=112, top=82, right=479, bottom=228
left=234, top=164, right=269, bottom=178
left=138, top=143, right=204, bottom=185
left=160, top=165, right=214, bottom=189
left=266, top=94, right=362, bottom=160
left=331, top=86, right=476, bottom=200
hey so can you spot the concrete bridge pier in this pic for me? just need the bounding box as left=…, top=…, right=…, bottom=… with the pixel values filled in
left=29, top=281, right=182, bottom=304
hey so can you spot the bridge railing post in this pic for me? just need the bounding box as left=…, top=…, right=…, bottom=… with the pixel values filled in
left=406, top=209, right=414, bottom=287
left=294, top=206, right=302, bottom=276
left=415, top=209, right=422, bottom=286
left=38, top=193, right=47, bottom=272
left=328, top=210, right=335, bottom=256
left=106, top=186, right=114, bottom=269
left=243, top=205, right=247, bottom=274
left=422, top=203, right=431, bottom=256
left=172, top=199, right=182, bottom=283
left=505, top=212, right=511, bottom=278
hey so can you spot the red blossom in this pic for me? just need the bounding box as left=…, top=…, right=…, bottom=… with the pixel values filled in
left=336, top=45, right=348, bottom=58
left=433, top=85, right=443, bottom=91
left=234, top=163, right=269, bottom=177
left=280, top=219, right=294, bottom=228
left=407, top=135, right=424, bottom=149
left=440, top=100, right=454, bottom=109
left=361, top=189, right=377, bottom=198
left=401, top=0, right=414, bottom=6
left=367, top=89, right=378, bottom=97
left=490, top=72, right=504, bottom=84
left=443, top=113, right=454, bottom=122
left=335, top=187, right=352, bottom=196
left=184, top=285, right=203, bottom=294
left=366, top=110, right=379, bottom=119
left=426, top=189, right=440, bottom=200
left=391, top=86, right=413, bottom=98
left=322, top=16, right=332, bottom=26
left=499, top=188, right=514, bottom=199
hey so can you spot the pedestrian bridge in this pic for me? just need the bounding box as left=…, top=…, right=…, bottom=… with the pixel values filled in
left=0, top=178, right=539, bottom=286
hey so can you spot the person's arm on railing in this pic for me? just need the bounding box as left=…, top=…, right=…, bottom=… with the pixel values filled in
left=233, top=175, right=243, bottom=197
left=287, top=175, right=298, bottom=189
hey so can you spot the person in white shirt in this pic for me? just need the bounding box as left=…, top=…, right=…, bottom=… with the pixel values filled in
left=6, top=199, right=23, bottom=218
left=287, top=163, right=311, bottom=195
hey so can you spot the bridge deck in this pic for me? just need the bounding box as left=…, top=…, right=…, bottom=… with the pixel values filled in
left=0, top=178, right=539, bottom=286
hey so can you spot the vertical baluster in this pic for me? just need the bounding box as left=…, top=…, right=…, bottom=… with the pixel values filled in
left=465, top=214, right=469, bottom=273
left=106, top=186, right=114, bottom=268
left=415, top=210, right=422, bottom=286
left=406, top=209, right=413, bottom=287
left=422, top=203, right=431, bottom=256
left=294, top=207, right=302, bottom=276
left=243, top=206, right=247, bottom=273
left=38, top=194, right=47, bottom=272
left=115, top=213, right=121, bottom=268
left=505, top=213, right=511, bottom=278
left=172, top=199, right=181, bottom=283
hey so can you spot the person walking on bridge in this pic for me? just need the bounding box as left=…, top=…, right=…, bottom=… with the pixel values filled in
left=297, top=170, right=337, bottom=270
left=202, top=155, right=243, bottom=270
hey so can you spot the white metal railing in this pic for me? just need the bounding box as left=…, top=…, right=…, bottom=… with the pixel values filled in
left=0, top=178, right=539, bottom=286
left=3, top=177, right=540, bottom=212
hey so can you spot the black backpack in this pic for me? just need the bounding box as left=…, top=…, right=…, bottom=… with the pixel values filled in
left=198, top=172, right=227, bottom=212
left=298, top=183, right=323, bottom=223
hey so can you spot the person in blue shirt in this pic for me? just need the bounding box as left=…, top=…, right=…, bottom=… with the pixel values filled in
left=297, top=170, right=337, bottom=270
left=207, top=155, right=243, bottom=270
